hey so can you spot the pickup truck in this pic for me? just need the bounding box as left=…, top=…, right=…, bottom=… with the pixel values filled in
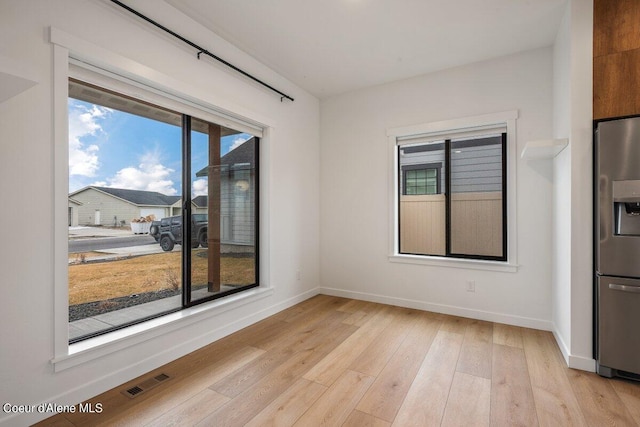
left=149, top=214, right=208, bottom=252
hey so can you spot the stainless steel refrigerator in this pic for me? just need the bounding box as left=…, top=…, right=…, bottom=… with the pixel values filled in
left=595, top=116, right=640, bottom=380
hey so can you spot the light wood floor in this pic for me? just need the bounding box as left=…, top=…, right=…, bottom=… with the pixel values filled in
left=40, top=295, right=640, bottom=426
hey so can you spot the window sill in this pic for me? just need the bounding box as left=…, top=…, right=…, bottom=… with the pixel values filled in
left=51, top=287, right=273, bottom=372
left=389, top=254, right=518, bottom=273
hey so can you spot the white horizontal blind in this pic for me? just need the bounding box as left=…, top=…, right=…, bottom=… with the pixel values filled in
left=69, top=59, right=264, bottom=138
left=396, top=123, right=506, bottom=146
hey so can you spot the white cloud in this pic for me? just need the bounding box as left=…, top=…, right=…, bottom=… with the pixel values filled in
left=192, top=178, right=208, bottom=196
left=99, top=150, right=178, bottom=195
left=68, top=103, right=110, bottom=177
left=228, top=136, right=248, bottom=152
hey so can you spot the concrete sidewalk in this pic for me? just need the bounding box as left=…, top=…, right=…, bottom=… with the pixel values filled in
left=68, top=226, right=173, bottom=263
left=68, top=244, right=177, bottom=264
left=69, top=225, right=138, bottom=239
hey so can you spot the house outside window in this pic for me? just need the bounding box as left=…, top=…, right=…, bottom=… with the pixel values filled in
left=391, top=113, right=516, bottom=265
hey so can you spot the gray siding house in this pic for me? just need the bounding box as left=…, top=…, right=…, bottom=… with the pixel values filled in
left=398, top=135, right=504, bottom=257
left=399, top=135, right=503, bottom=195
left=196, top=137, right=256, bottom=246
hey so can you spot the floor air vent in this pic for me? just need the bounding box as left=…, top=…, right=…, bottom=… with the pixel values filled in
left=122, top=373, right=171, bottom=398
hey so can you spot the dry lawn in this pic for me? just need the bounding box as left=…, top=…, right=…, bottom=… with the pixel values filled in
left=69, top=250, right=255, bottom=306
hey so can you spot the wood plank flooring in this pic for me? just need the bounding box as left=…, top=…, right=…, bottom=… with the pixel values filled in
left=39, top=295, right=640, bottom=426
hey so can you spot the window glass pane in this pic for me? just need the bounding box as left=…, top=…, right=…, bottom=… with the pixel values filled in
left=189, top=118, right=257, bottom=303
left=68, top=79, right=182, bottom=343
left=398, top=142, right=446, bottom=255
left=449, top=135, right=504, bottom=258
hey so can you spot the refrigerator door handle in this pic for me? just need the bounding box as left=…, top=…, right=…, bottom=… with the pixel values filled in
left=609, top=283, right=640, bottom=293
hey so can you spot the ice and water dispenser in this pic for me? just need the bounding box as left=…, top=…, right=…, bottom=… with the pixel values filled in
left=613, top=180, right=640, bottom=236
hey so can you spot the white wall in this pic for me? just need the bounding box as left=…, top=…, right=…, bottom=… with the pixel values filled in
left=551, top=0, right=595, bottom=371
left=552, top=2, right=574, bottom=363
left=568, top=0, right=595, bottom=370
left=320, top=47, right=555, bottom=328
left=0, top=0, right=320, bottom=425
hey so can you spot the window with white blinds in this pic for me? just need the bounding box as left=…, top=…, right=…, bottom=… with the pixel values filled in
left=390, top=112, right=517, bottom=264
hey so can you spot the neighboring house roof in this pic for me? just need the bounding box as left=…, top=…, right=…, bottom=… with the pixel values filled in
left=196, top=137, right=255, bottom=177
left=193, top=195, right=208, bottom=208
left=69, top=138, right=252, bottom=205
left=69, top=186, right=180, bottom=207
left=68, top=197, right=83, bottom=205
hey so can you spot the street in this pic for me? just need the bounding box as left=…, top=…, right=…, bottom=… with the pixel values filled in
left=69, top=235, right=158, bottom=253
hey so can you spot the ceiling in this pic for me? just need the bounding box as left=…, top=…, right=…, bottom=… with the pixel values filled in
left=165, top=0, right=567, bottom=99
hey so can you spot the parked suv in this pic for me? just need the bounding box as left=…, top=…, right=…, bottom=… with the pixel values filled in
left=149, top=214, right=208, bottom=252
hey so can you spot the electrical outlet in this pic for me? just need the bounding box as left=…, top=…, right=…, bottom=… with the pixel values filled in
left=466, top=280, right=476, bottom=292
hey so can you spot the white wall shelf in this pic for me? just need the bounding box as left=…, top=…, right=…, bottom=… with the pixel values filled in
left=0, top=54, right=38, bottom=103
left=521, top=138, right=568, bottom=160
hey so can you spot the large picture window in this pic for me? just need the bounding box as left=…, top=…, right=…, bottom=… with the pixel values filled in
left=67, top=78, right=259, bottom=343
left=396, top=126, right=507, bottom=262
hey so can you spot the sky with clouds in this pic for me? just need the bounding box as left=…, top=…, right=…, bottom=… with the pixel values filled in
left=68, top=99, right=251, bottom=196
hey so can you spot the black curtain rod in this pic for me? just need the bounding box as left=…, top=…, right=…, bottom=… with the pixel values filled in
left=110, top=0, right=295, bottom=102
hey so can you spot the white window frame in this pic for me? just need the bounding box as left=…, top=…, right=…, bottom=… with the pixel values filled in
left=387, top=111, right=519, bottom=272
left=50, top=27, right=274, bottom=371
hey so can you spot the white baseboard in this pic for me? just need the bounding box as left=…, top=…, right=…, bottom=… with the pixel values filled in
left=319, top=287, right=553, bottom=331
left=322, top=287, right=599, bottom=372
left=552, top=327, right=572, bottom=365
left=552, top=327, right=596, bottom=372
left=8, top=288, right=320, bottom=427
left=568, top=354, right=596, bottom=372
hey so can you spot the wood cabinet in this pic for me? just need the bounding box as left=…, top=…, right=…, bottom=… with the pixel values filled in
left=594, top=0, right=640, bottom=120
